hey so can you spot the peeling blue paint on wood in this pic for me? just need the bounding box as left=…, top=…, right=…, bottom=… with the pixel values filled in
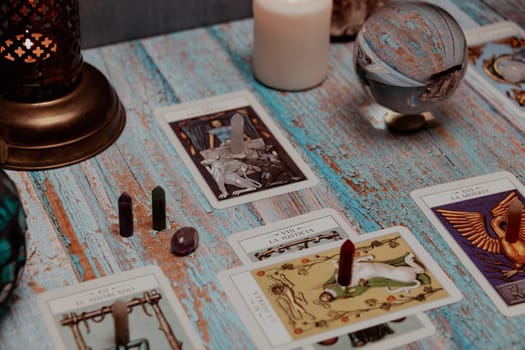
left=1, top=1, right=525, bottom=349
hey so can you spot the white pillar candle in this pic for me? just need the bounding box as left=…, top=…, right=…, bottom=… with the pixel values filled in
left=252, top=0, right=332, bottom=91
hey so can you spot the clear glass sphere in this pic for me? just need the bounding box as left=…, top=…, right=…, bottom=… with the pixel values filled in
left=354, top=1, right=468, bottom=114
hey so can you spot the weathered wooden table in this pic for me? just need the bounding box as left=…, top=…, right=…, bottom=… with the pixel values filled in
left=1, top=1, right=525, bottom=349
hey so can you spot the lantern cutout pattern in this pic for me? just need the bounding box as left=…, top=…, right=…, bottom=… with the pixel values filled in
left=0, top=0, right=125, bottom=170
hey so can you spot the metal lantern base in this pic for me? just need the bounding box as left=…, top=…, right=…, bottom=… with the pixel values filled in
left=0, top=63, right=126, bottom=170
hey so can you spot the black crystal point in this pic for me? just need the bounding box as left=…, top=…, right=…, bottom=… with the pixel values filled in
left=118, top=192, right=133, bottom=237
left=152, top=185, right=166, bottom=231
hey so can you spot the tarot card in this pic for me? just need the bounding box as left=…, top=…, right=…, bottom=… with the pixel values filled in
left=228, top=209, right=358, bottom=264
left=309, top=314, right=434, bottom=350
left=465, top=21, right=525, bottom=118
left=227, top=210, right=435, bottom=350
left=155, top=91, right=319, bottom=209
left=37, top=266, right=204, bottom=350
left=411, top=171, right=525, bottom=317
left=218, top=227, right=461, bottom=350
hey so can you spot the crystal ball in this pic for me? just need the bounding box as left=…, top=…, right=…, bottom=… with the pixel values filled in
left=354, top=1, right=468, bottom=114
left=0, top=170, right=26, bottom=315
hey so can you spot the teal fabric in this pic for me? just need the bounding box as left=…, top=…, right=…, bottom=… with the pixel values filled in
left=0, top=238, right=11, bottom=265
left=0, top=194, right=18, bottom=231
left=0, top=262, right=14, bottom=284
left=0, top=170, right=27, bottom=314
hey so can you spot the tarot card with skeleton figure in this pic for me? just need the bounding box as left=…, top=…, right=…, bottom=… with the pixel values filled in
left=155, top=91, right=318, bottom=209
left=227, top=210, right=435, bottom=350
left=411, top=171, right=525, bottom=316
left=465, top=21, right=525, bottom=118
left=218, top=226, right=460, bottom=350
left=37, top=266, right=204, bottom=350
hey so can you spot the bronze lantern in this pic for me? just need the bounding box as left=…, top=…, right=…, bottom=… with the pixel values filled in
left=0, top=0, right=125, bottom=170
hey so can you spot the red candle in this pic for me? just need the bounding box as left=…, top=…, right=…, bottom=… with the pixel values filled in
left=337, top=239, right=355, bottom=286
left=505, top=198, right=523, bottom=243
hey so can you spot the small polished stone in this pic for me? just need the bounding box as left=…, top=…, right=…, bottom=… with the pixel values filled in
left=170, top=227, right=199, bottom=256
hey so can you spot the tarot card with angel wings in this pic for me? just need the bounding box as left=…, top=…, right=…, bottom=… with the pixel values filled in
left=412, top=171, right=525, bottom=316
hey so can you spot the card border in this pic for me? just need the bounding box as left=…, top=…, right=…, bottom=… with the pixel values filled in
left=465, top=21, right=525, bottom=119
left=410, top=171, right=525, bottom=317
left=154, top=91, right=319, bottom=209
left=227, top=210, right=436, bottom=350
left=302, top=312, right=435, bottom=350
left=218, top=226, right=462, bottom=350
left=37, top=265, right=204, bottom=350
left=228, top=208, right=358, bottom=264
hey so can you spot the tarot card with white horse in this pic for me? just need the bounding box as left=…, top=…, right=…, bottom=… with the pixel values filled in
left=227, top=210, right=435, bottom=350
left=218, top=226, right=460, bottom=350
left=411, top=171, right=525, bottom=316
left=154, top=91, right=318, bottom=209
left=465, top=21, right=525, bottom=118
left=37, top=266, right=204, bottom=350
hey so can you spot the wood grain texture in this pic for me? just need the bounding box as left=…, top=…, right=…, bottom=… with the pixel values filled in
left=1, top=1, right=525, bottom=349
left=464, top=0, right=525, bottom=27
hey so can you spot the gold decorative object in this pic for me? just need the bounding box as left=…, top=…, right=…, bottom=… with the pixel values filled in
left=0, top=0, right=125, bottom=170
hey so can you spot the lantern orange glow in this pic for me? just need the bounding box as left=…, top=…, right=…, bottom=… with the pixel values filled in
left=0, top=0, right=125, bottom=169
